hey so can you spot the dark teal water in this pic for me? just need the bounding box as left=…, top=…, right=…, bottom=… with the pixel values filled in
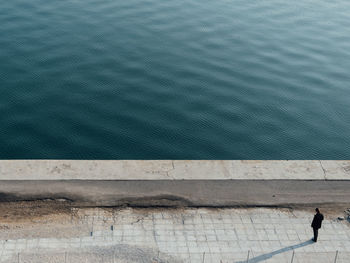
left=1, top=0, right=350, bottom=159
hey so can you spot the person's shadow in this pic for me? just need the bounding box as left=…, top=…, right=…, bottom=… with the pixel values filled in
left=235, top=239, right=313, bottom=263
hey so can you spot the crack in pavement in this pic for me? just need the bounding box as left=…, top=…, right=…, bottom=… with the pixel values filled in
left=319, top=160, right=327, bottom=180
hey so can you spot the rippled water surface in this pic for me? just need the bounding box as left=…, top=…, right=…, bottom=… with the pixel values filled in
left=1, top=0, right=350, bottom=159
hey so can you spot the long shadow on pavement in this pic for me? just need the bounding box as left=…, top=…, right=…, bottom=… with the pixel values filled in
left=236, top=239, right=313, bottom=263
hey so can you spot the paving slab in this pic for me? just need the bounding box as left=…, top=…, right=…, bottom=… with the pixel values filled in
left=0, top=207, right=349, bottom=262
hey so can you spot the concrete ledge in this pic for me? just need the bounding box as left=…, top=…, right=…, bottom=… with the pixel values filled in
left=0, top=160, right=349, bottom=207
left=0, top=160, right=349, bottom=180
left=0, top=180, right=350, bottom=207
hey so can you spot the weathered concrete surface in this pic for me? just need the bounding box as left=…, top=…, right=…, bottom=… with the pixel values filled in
left=1, top=160, right=349, bottom=207
left=0, top=180, right=350, bottom=207
left=0, top=160, right=349, bottom=180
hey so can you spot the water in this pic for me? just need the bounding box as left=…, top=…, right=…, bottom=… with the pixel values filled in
left=1, top=0, right=350, bottom=159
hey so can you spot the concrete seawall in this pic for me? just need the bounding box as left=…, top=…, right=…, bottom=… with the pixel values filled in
left=0, top=160, right=349, bottom=207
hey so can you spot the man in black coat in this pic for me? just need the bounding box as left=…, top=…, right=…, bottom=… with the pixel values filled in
left=311, top=208, right=324, bottom=242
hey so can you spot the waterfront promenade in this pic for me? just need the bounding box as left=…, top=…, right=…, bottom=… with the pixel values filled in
left=0, top=160, right=349, bottom=262
left=0, top=206, right=349, bottom=262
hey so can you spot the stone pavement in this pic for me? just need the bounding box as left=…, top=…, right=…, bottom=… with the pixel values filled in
left=0, top=207, right=349, bottom=262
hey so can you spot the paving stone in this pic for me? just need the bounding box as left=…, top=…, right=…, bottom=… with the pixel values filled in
left=1, top=208, right=350, bottom=262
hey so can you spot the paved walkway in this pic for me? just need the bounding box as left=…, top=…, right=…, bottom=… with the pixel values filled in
left=0, top=207, right=349, bottom=262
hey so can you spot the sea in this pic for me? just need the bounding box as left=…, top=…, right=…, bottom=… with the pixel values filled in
left=1, top=0, right=350, bottom=159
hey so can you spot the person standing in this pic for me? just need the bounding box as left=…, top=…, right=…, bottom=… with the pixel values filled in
left=311, top=208, right=324, bottom=242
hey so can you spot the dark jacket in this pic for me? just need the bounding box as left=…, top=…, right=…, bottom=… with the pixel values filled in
left=311, top=213, right=324, bottom=229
